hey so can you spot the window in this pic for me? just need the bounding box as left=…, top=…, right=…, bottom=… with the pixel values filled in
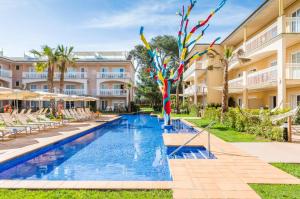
left=29, top=67, right=35, bottom=72
left=292, top=8, right=300, bottom=17
left=16, top=65, right=20, bottom=70
left=290, top=95, right=300, bottom=109
left=270, top=60, right=277, bottom=67
left=80, top=68, right=85, bottom=78
left=101, top=84, right=108, bottom=89
left=15, top=81, right=19, bottom=87
left=30, top=84, right=37, bottom=90
left=43, top=85, right=48, bottom=92
left=66, top=85, right=76, bottom=90
left=292, top=52, right=300, bottom=63
left=100, top=67, right=108, bottom=72
left=66, top=101, right=74, bottom=109
left=292, top=9, right=300, bottom=32
left=249, top=69, right=256, bottom=73
left=238, top=98, right=242, bottom=107
left=270, top=96, right=277, bottom=109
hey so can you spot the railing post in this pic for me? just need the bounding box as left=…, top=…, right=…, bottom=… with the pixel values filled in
left=288, top=116, right=292, bottom=142
left=208, top=128, right=211, bottom=158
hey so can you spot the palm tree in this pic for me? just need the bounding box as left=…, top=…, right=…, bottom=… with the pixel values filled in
left=57, top=45, right=77, bottom=94
left=209, top=46, right=234, bottom=122
left=30, top=45, right=59, bottom=115
left=126, top=83, right=133, bottom=112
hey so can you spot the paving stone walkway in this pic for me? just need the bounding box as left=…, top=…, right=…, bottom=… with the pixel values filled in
left=232, top=142, right=300, bottom=163
left=164, top=119, right=300, bottom=199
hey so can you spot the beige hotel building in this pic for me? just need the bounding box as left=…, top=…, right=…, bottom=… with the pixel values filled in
left=0, top=51, right=135, bottom=111
left=184, top=0, right=300, bottom=110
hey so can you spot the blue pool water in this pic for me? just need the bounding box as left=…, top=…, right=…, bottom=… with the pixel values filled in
left=0, top=114, right=200, bottom=181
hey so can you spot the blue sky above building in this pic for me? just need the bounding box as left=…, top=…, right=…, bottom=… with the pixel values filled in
left=0, top=0, right=264, bottom=56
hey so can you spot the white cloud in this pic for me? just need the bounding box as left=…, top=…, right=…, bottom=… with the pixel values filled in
left=84, top=0, right=178, bottom=29
left=83, top=0, right=253, bottom=31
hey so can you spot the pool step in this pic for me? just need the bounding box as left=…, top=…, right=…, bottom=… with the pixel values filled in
left=167, top=146, right=216, bottom=159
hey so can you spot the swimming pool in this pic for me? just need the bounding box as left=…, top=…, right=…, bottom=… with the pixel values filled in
left=0, top=114, right=197, bottom=181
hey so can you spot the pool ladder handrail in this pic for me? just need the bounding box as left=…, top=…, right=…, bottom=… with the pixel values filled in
left=169, top=121, right=216, bottom=158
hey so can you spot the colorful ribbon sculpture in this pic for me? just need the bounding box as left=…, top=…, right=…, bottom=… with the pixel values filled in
left=140, top=0, right=226, bottom=126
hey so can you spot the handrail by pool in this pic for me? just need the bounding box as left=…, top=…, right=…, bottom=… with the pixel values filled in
left=169, top=121, right=216, bottom=158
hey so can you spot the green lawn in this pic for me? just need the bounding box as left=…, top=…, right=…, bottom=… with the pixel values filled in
left=0, top=189, right=172, bottom=199
left=158, top=112, right=198, bottom=118
left=271, top=163, right=300, bottom=179
left=250, top=184, right=300, bottom=199
left=140, top=107, right=155, bottom=113
left=250, top=163, right=300, bottom=199
left=187, top=119, right=269, bottom=142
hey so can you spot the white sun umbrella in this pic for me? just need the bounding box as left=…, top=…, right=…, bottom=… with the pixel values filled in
left=0, top=87, right=14, bottom=94
left=84, top=96, right=97, bottom=101
left=0, top=89, right=40, bottom=110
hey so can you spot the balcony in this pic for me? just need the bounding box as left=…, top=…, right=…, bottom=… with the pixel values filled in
left=0, top=69, right=12, bottom=82
left=228, top=66, right=277, bottom=92
left=245, top=22, right=278, bottom=55
left=247, top=66, right=277, bottom=88
left=98, top=89, right=127, bottom=97
left=228, top=77, right=243, bottom=89
left=286, top=17, right=300, bottom=33
left=22, top=72, right=87, bottom=80
left=183, top=62, right=204, bottom=81
left=183, top=85, right=207, bottom=96
left=97, top=72, right=129, bottom=79
left=229, top=17, right=300, bottom=70
left=63, top=89, right=87, bottom=95
left=286, top=63, right=300, bottom=79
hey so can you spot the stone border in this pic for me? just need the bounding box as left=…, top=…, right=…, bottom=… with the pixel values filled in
left=0, top=180, right=172, bottom=190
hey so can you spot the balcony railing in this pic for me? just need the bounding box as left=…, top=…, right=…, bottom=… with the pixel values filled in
left=183, top=85, right=207, bottom=96
left=97, top=72, right=129, bottom=79
left=247, top=66, right=277, bottom=88
left=286, top=63, right=300, bottom=79
left=22, top=72, right=87, bottom=79
left=228, top=77, right=243, bottom=89
left=245, top=22, right=278, bottom=54
left=98, top=89, right=127, bottom=96
left=64, top=89, right=87, bottom=95
left=229, top=66, right=277, bottom=91
left=30, top=88, right=87, bottom=95
left=183, top=62, right=203, bottom=80
left=0, top=69, right=12, bottom=79
left=286, top=17, right=300, bottom=33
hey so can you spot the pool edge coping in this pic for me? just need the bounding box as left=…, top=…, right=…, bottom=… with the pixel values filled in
left=0, top=180, right=173, bottom=190
left=0, top=116, right=121, bottom=165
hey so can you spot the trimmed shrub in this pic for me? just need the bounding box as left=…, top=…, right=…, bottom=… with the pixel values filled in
left=203, top=107, right=285, bottom=141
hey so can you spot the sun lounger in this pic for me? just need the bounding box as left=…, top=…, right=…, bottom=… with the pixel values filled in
left=14, top=114, right=44, bottom=131
left=0, top=127, right=18, bottom=140
left=0, top=113, right=31, bottom=134
left=61, top=109, right=76, bottom=121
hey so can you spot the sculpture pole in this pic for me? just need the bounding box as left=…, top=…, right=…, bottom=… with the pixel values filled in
left=140, top=0, right=226, bottom=127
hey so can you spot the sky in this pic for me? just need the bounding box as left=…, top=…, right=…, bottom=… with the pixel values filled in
left=0, top=0, right=264, bottom=57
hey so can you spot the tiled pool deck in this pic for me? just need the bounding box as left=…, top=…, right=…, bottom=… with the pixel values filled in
left=0, top=117, right=299, bottom=198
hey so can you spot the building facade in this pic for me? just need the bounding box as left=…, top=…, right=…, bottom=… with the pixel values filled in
left=0, top=51, right=135, bottom=111
left=183, top=44, right=224, bottom=106
left=185, top=0, right=300, bottom=110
